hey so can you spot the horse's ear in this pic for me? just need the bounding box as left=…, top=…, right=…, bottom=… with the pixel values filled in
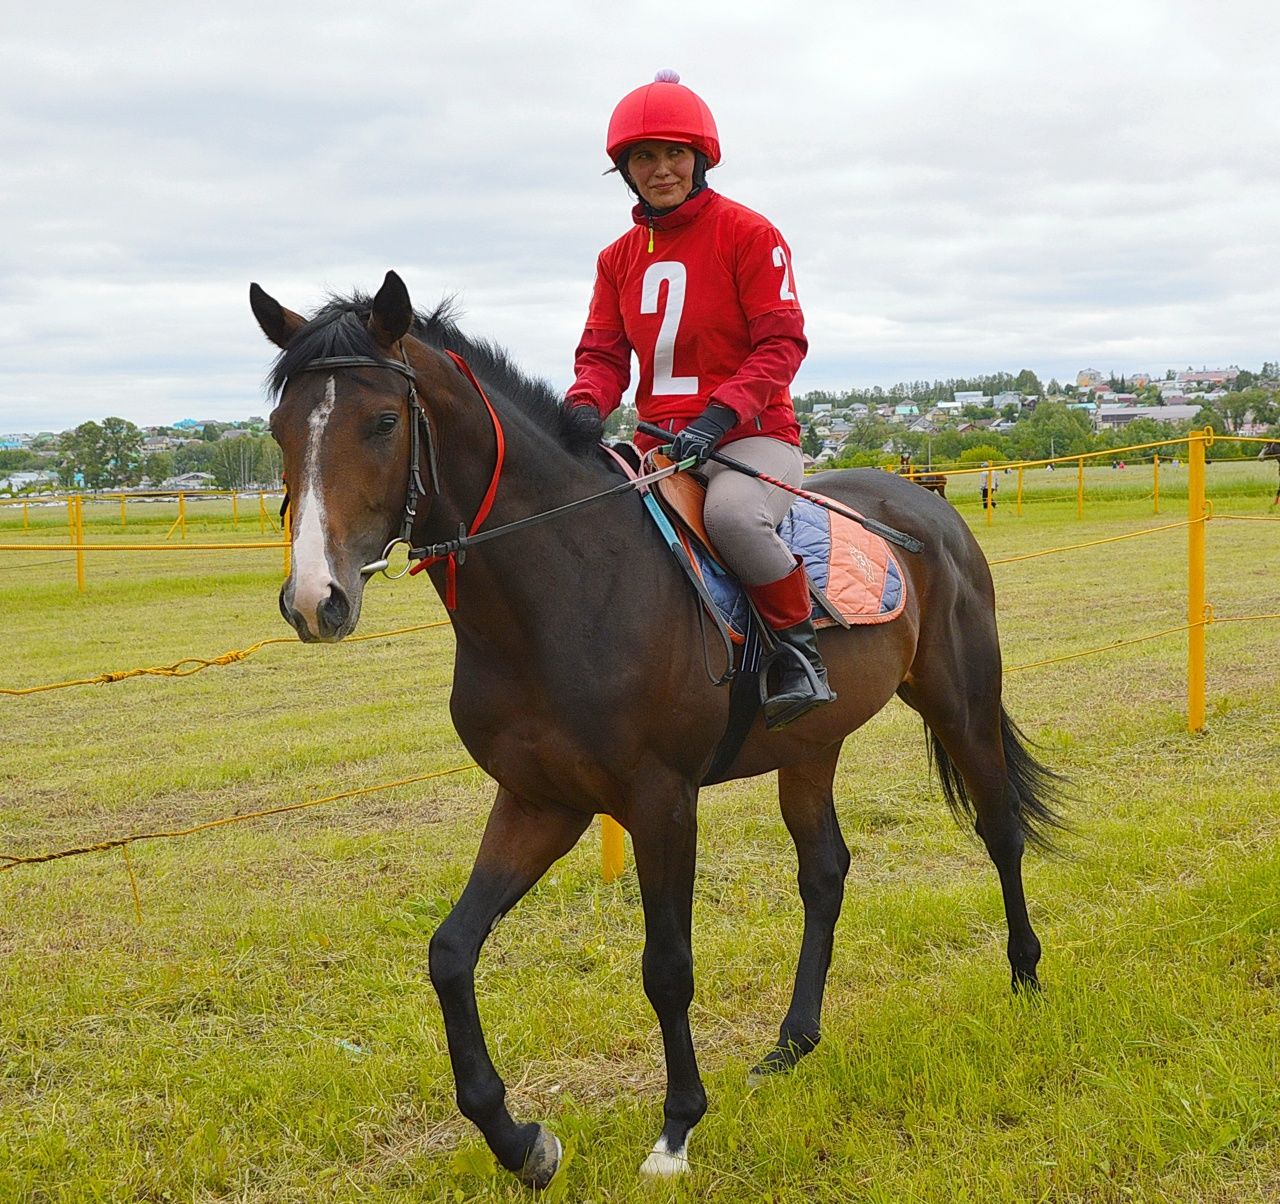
left=368, top=271, right=414, bottom=349
left=250, top=283, right=306, bottom=349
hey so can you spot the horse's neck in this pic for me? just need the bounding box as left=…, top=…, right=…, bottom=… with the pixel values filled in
left=423, top=397, right=662, bottom=644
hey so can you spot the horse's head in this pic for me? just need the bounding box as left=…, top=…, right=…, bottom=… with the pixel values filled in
left=252, top=271, right=421, bottom=642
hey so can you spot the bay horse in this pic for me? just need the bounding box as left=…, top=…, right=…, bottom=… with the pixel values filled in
left=252, top=271, right=1065, bottom=1189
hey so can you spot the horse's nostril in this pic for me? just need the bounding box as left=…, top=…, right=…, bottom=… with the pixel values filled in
left=318, top=585, right=351, bottom=635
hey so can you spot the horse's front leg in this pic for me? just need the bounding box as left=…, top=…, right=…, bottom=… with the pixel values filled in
left=428, top=787, right=591, bottom=1189
left=629, top=778, right=707, bottom=1177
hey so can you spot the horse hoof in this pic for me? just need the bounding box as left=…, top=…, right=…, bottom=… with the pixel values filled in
left=517, top=1126, right=562, bottom=1191
left=639, top=1138, right=689, bottom=1177
left=748, top=1035, right=818, bottom=1085
left=1011, top=970, right=1042, bottom=995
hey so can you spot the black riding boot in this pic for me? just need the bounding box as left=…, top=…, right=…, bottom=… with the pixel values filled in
left=761, top=616, right=836, bottom=730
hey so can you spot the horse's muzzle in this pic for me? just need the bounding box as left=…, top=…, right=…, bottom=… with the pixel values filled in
left=279, top=581, right=354, bottom=643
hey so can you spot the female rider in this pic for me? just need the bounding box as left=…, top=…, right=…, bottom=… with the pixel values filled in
left=567, top=70, right=834, bottom=729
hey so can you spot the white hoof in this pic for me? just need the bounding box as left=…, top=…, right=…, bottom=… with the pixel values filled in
left=639, top=1139, right=689, bottom=1177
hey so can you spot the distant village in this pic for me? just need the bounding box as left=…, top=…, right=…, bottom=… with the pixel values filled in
left=792, top=365, right=1276, bottom=469
left=1, top=364, right=1276, bottom=494
left=0, top=415, right=274, bottom=494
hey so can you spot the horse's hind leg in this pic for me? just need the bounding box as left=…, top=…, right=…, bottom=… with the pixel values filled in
left=752, top=742, right=850, bottom=1080
left=900, top=679, right=1043, bottom=992
left=429, top=787, right=591, bottom=1188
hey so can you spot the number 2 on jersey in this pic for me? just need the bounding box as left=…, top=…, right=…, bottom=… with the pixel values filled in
left=772, top=245, right=796, bottom=301
left=640, top=262, right=699, bottom=395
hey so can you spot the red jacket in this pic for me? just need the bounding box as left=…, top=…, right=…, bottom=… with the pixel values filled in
left=570, top=189, right=806, bottom=451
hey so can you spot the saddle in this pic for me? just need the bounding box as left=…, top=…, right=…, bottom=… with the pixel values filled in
left=647, top=452, right=907, bottom=639
left=613, top=446, right=907, bottom=783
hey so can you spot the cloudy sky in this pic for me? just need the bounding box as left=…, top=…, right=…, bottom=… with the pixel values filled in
left=3, top=0, right=1277, bottom=431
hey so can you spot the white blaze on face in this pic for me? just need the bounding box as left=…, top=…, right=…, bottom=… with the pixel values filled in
left=289, top=377, right=338, bottom=633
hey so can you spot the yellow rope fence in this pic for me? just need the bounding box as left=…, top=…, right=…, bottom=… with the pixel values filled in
left=0, top=763, right=480, bottom=875
left=1, top=620, right=451, bottom=696
left=1006, top=612, right=1280, bottom=675
left=988, top=517, right=1200, bottom=566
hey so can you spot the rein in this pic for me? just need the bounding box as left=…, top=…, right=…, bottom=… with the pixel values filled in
left=292, top=346, right=695, bottom=610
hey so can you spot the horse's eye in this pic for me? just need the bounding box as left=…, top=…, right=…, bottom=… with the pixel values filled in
left=375, top=413, right=399, bottom=436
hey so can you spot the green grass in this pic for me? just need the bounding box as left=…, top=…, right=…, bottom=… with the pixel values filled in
left=2, top=465, right=1278, bottom=1201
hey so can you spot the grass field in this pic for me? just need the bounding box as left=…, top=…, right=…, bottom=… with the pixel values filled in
left=2, top=463, right=1278, bottom=1202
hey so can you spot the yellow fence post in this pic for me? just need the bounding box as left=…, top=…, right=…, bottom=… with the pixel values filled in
left=1076, top=457, right=1085, bottom=519
left=231, top=492, right=239, bottom=530
left=22, top=501, right=28, bottom=530
left=258, top=491, right=267, bottom=534
left=1016, top=465, right=1024, bottom=516
left=601, top=816, right=625, bottom=882
left=67, top=498, right=76, bottom=588
left=1186, top=429, right=1208, bottom=732
left=75, top=496, right=85, bottom=592
left=1153, top=454, right=1160, bottom=514
left=120, top=494, right=127, bottom=529
left=179, top=493, right=187, bottom=540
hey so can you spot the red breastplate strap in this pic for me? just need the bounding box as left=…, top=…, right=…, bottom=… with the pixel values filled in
left=407, top=350, right=506, bottom=609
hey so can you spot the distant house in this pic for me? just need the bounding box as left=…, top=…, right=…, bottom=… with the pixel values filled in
left=1076, top=368, right=1105, bottom=388
left=953, top=391, right=989, bottom=407
left=1093, top=404, right=1203, bottom=431
left=164, top=471, right=217, bottom=489
left=1178, top=369, right=1238, bottom=389
left=0, top=469, right=57, bottom=493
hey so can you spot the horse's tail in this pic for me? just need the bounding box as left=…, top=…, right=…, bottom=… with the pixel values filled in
left=927, top=708, right=1070, bottom=854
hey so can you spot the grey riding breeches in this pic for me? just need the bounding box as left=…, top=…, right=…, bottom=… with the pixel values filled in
left=700, top=436, right=804, bottom=587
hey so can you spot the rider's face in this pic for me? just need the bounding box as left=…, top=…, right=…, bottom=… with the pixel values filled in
left=626, top=141, right=695, bottom=209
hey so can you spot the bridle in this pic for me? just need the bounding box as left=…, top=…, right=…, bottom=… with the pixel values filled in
left=284, top=344, right=710, bottom=612
left=291, top=347, right=439, bottom=579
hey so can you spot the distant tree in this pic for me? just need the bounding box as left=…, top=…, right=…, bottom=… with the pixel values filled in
left=1211, top=387, right=1269, bottom=433
left=1006, top=401, right=1092, bottom=461
left=604, top=404, right=636, bottom=439
left=838, top=412, right=895, bottom=454
left=802, top=422, right=823, bottom=458
left=1046, top=378, right=1062, bottom=396
left=0, top=449, right=38, bottom=472
left=56, top=421, right=104, bottom=487
left=98, top=417, right=144, bottom=487
left=201, top=423, right=221, bottom=442
left=143, top=450, right=174, bottom=485
left=173, top=440, right=216, bottom=475
left=209, top=435, right=285, bottom=490
left=958, top=444, right=1005, bottom=466
left=1013, top=369, right=1043, bottom=396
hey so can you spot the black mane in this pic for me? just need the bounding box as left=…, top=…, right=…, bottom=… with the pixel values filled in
left=266, top=293, right=603, bottom=454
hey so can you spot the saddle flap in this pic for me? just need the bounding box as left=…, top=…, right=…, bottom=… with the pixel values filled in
left=651, top=452, right=722, bottom=565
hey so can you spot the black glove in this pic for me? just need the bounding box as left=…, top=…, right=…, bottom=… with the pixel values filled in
left=668, top=403, right=737, bottom=466
left=562, top=397, right=605, bottom=449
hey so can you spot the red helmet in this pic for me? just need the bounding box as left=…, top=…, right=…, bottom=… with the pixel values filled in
left=606, top=70, right=721, bottom=168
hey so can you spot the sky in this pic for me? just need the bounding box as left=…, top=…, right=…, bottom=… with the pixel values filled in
left=3, top=0, right=1278, bottom=432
